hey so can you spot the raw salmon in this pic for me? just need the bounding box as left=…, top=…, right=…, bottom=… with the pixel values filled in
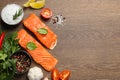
left=23, top=13, right=57, bottom=49
left=17, top=29, right=58, bottom=71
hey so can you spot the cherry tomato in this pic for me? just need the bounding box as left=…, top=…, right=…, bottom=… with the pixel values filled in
left=59, top=70, right=71, bottom=80
left=51, top=68, right=59, bottom=80
left=40, top=8, right=52, bottom=19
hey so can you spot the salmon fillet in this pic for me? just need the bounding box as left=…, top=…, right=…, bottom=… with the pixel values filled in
left=17, top=29, right=58, bottom=71
left=23, top=13, right=57, bottom=49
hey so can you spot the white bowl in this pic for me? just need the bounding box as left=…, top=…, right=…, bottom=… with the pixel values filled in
left=1, top=4, right=24, bottom=25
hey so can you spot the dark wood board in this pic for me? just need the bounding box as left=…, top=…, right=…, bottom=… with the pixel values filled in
left=1, top=0, right=120, bottom=80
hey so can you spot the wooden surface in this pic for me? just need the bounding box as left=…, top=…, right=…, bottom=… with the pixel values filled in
left=1, top=0, right=120, bottom=80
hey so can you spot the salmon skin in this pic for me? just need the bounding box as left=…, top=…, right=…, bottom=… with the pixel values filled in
left=17, top=29, right=58, bottom=71
left=23, top=13, right=57, bottom=49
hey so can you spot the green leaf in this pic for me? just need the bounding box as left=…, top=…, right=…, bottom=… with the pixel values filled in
left=0, top=54, right=7, bottom=61
left=3, top=40, right=11, bottom=51
left=13, top=9, right=23, bottom=20
left=11, top=31, right=18, bottom=41
left=2, top=31, right=20, bottom=57
left=0, top=72, right=7, bottom=80
left=27, top=42, right=37, bottom=50
left=6, top=60, right=12, bottom=67
left=3, top=62, right=6, bottom=69
left=12, top=46, right=17, bottom=54
left=0, top=31, right=21, bottom=80
left=0, top=50, right=3, bottom=54
left=37, top=28, right=48, bottom=34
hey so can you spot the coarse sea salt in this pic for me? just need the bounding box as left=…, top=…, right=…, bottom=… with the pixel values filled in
left=1, top=4, right=24, bottom=25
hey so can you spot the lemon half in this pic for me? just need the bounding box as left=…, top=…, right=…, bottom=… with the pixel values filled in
left=23, top=0, right=35, bottom=7
left=30, top=0, right=45, bottom=9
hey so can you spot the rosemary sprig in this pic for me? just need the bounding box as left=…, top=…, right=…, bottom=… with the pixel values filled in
left=13, top=9, right=23, bottom=20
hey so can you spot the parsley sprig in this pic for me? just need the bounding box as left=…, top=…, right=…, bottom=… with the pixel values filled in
left=0, top=31, right=21, bottom=80
left=13, top=9, right=23, bottom=20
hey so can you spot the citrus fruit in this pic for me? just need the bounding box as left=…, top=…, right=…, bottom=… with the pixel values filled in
left=30, top=0, right=45, bottom=9
left=23, top=0, right=35, bottom=7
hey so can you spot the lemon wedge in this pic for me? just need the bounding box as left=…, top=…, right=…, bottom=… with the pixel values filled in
left=23, top=0, right=35, bottom=7
left=30, top=0, right=45, bottom=9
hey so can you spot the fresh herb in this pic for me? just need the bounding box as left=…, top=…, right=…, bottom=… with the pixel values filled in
left=27, top=42, right=37, bottom=50
left=37, top=28, right=48, bottom=34
left=0, top=31, right=21, bottom=80
left=0, top=53, right=7, bottom=61
left=3, top=31, right=20, bottom=56
left=13, top=9, right=23, bottom=20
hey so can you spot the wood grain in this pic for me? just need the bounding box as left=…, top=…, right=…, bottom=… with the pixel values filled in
left=1, top=0, right=120, bottom=80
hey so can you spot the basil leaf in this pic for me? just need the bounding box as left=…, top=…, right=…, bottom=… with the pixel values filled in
left=27, top=42, right=37, bottom=50
left=37, top=28, right=48, bottom=34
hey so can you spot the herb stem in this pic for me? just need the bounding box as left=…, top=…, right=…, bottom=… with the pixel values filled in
left=13, top=9, right=23, bottom=20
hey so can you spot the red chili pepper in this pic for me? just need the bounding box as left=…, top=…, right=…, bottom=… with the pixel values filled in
left=0, top=32, right=5, bottom=49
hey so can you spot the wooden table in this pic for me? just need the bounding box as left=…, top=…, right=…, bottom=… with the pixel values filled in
left=1, top=0, right=120, bottom=80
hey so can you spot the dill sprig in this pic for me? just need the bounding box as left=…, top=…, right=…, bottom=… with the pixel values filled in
left=13, top=9, right=23, bottom=20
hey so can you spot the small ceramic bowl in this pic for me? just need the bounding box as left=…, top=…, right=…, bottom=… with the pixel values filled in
left=11, top=50, right=31, bottom=74
left=1, top=4, right=24, bottom=25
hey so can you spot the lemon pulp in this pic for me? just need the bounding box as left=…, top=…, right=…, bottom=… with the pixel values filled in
left=23, top=0, right=35, bottom=7
left=30, top=0, right=45, bottom=9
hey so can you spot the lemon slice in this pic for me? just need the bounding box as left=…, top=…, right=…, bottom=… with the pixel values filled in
left=23, top=0, right=35, bottom=7
left=30, top=0, right=45, bottom=9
